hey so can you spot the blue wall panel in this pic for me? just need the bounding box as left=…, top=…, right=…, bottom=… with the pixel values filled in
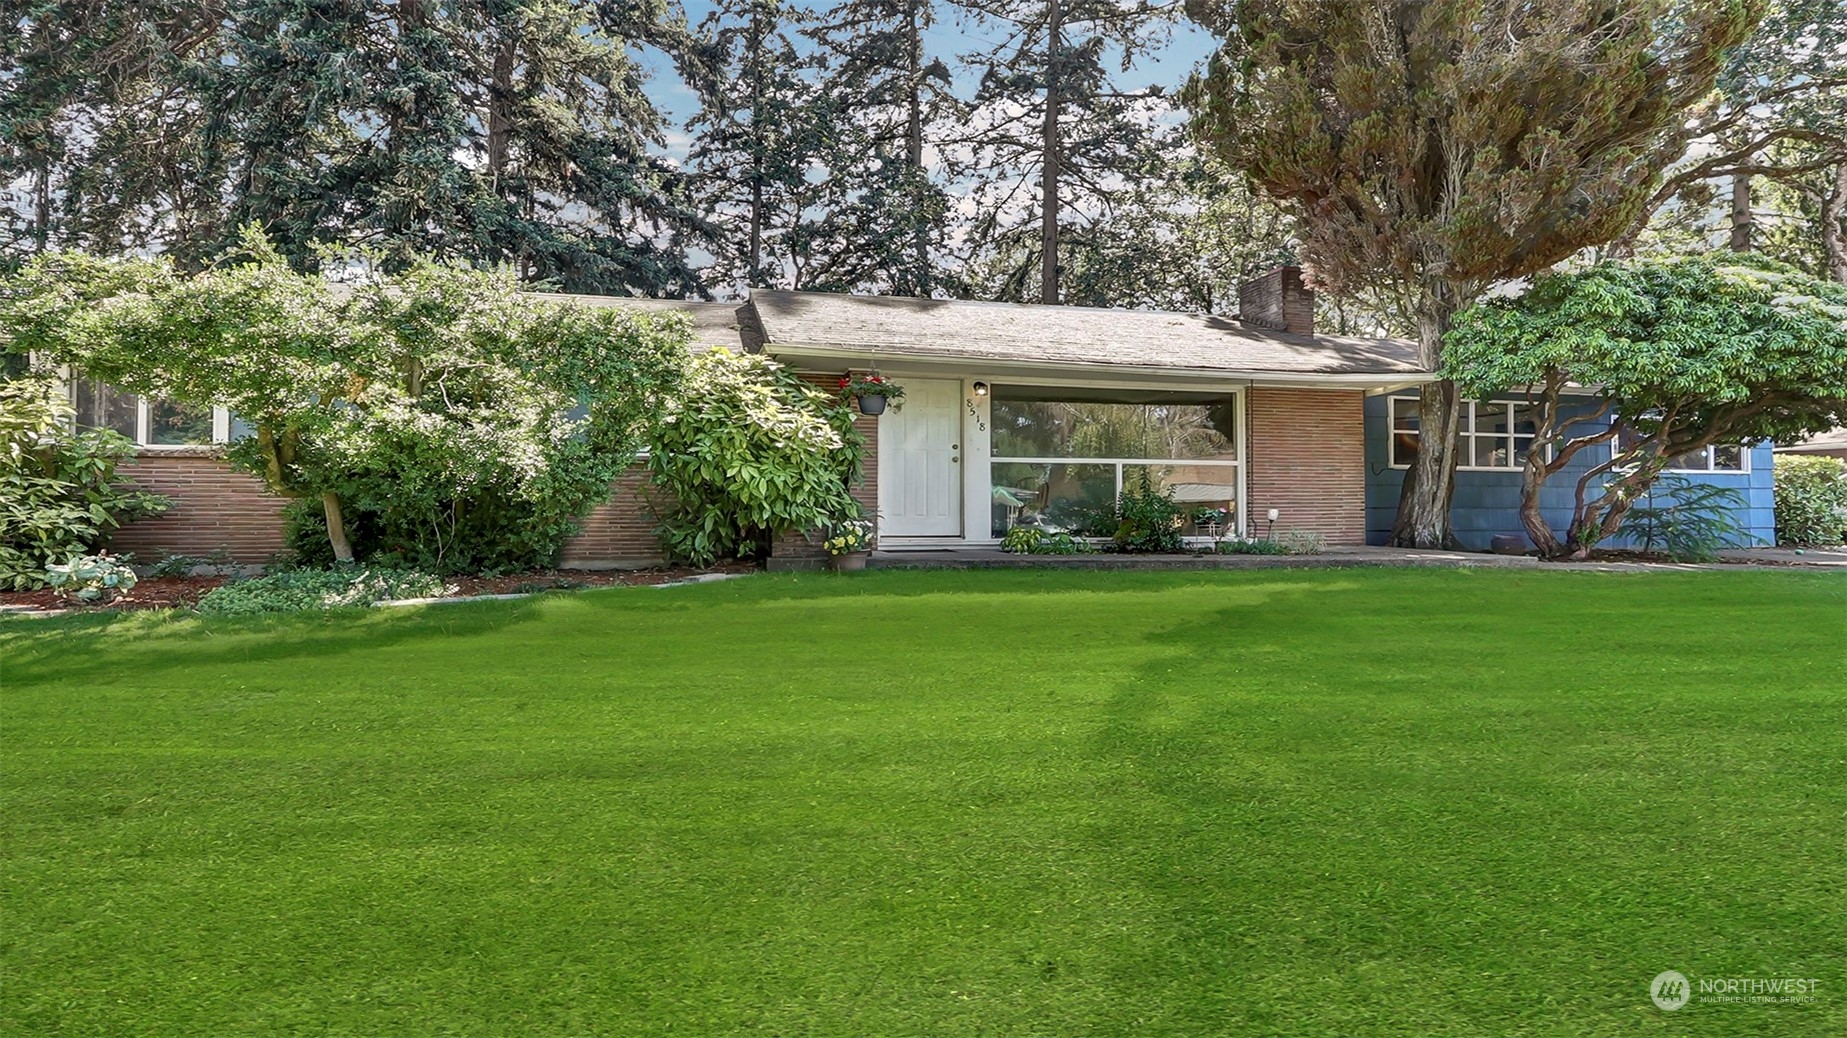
left=1363, top=392, right=1773, bottom=549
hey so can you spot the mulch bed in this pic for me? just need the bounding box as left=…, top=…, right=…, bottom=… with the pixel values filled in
left=0, top=563, right=760, bottom=616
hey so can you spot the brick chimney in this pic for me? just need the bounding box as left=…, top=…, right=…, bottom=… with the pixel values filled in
left=1238, top=266, right=1315, bottom=336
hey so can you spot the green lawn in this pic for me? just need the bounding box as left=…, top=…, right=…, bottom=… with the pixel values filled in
left=3, top=569, right=1844, bottom=1036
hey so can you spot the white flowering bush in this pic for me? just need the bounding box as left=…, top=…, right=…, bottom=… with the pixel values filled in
left=195, top=567, right=451, bottom=615
left=2, top=229, right=687, bottom=574
left=44, top=553, right=139, bottom=603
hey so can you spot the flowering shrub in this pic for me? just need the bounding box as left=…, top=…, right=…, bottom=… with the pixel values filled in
left=650, top=351, right=865, bottom=565
left=823, top=518, right=875, bottom=556
left=3, top=231, right=686, bottom=575
left=838, top=372, right=906, bottom=408
left=195, top=566, right=451, bottom=615
left=0, top=378, right=169, bottom=589
left=44, top=553, right=139, bottom=603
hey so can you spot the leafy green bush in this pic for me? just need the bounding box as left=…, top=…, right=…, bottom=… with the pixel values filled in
left=1775, top=455, right=1847, bottom=546
left=649, top=350, right=865, bottom=565
left=1622, top=476, right=1748, bottom=562
left=44, top=553, right=138, bottom=603
left=1278, top=530, right=1326, bottom=555
left=0, top=378, right=169, bottom=589
left=4, top=235, right=686, bottom=575
left=1216, top=538, right=1290, bottom=555
left=1000, top=526, right=1044, bottom=553
left=196, top=567, right=450, bottom=615
left=1111, top=474, right=1184, bottom=553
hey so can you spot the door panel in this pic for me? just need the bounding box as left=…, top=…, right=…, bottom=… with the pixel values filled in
left=879, top=379, right=963, bottom=536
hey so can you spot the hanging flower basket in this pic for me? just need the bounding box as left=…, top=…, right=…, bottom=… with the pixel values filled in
left=839, top=373, right=905, bottom=416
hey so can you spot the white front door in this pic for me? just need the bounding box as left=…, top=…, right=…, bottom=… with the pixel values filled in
left=879, top=378, right=963, bottom=536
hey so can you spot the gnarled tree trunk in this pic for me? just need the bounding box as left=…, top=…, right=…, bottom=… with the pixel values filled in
left=1390, top=286, right=1464, bottom=548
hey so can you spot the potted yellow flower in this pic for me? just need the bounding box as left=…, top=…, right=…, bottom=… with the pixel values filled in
left=823, top=518, right=875, bottom=572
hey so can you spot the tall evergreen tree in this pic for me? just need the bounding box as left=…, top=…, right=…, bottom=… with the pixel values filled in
left=952, top=0, right=1170, bottom=304
left=1187, top=0, right=1762, bottom=548
left=686, top=0, right=832, bottom=291
left=805, top=0, right=957, bottom=295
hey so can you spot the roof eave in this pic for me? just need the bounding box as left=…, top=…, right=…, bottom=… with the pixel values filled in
left=760, top=340, right=1435, bottom=389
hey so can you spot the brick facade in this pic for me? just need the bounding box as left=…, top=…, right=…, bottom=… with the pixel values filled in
left=1245, top=387, right=1367, bottom=545
left=107, top=451, right=668, bottom=568
left=109, top=450, right=289, bottom=564
left=560, top=467, right=663, bottom=567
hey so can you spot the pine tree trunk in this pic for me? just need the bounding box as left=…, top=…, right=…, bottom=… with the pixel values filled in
left=1822, top=163, right=1847, bottom=285
left=748, top=6, right=765, bottom=286
left=487, top=34, right=516, bottom=195
left=905, top=0, right=928, bottom=294
left=322, top=491, right=355, bottom=564
left=1388, top=286, right=1463, bottom=548
left=1039, top=0, right=1061, bottom=305
left=1729, top=173, right=1752, bottom=252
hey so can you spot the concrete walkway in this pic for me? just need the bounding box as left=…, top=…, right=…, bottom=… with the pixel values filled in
left=872, top=544, right=1847, bottom=573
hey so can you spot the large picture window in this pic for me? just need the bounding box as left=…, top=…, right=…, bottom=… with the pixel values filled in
left=988, top=388, right=1239, bottom=537
left=1389, top=396, right=1538, bottom=471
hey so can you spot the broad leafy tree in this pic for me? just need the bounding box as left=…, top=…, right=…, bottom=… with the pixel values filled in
left=1444, top=256, right=1847, bottom=557
left=1, top=231, right=689, bottom=570
left=1186, top=0, right=1762, bottom=547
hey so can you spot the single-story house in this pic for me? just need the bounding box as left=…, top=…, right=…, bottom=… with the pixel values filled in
left=87, top=267, right=1774, bottom=567
left=1776, top=428, right=1847, bottom=461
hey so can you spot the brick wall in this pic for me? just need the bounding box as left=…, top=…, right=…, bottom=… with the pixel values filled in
left=1245, top=387, right=1367, bottom=545
left=1237, top=266, right=1315, bottom=336
left=771, top=372, right=880, bottom=564
left=560, top=466, right=662, bottom=567
left=109, top=450, right=289, bottom=563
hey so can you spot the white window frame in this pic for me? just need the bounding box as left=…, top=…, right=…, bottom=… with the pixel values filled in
left=986, top=391, right=1243, bottom=538
left=1388, top=395, right=1545, bottom=471
left=1612, top=437, right=1751, bottom=475
left=63, top=373, right=230, bottom=449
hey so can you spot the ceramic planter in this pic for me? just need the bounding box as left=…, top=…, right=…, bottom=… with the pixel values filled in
left=831, top=551, right=870, bottom=572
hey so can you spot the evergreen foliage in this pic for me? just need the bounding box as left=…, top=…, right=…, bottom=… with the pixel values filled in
left=1186, top=0, right=1763, bottom=547
left=1444, top=255, right=1847, bottom=557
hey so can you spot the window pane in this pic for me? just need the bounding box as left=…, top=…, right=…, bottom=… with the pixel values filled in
left=73, top=380, right=138, bottom=439
left=1472, top=401, right=1512, bottom=436
left=1473, top=434, right=1511, bottom=468
left=1391, top=397, right=1420, bottom=431
left=147, top=399, right=214, bottom=445
left=1510, top=401, right=1539, bottom=437
left=1129, top=464, right=1238, bottom=534
left=1391, top=398, right=1420, bottom=466
left=1710, top=444, right=1744, bottom=471
left=1513, top=435, right=1537, bottom=466
left=1668, top=447, right=1709, bottom=471
left=990, top=392, right=1235, bottom=460
left=991, top=462, right=1116, bottom=537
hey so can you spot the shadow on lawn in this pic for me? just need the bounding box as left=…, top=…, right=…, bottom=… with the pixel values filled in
left=0, top=596, right=560, bottom=691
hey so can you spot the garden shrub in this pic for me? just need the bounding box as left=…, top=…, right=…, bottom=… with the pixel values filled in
left=1622, top=476, right=1748, bottom=562
left=1111, top=474, right=1184, bottom=553
left=196, top=566, right=450, bottom=615
left=649, top=350, right=865, bottom=565
left=1216, top=538, right=1290, bottom=555
left=1775, top=455, right=1847, bottom=546
left=44, top=553, right=138, bottom=603
left=0, top=378, right=168, bottom=589
left=4, top=234, right=686, bottom=575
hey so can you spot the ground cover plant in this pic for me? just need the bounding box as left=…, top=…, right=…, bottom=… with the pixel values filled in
left=3, top=569, right=1843, bottom=1036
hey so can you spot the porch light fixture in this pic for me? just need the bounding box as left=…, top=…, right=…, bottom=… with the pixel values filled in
left=973, top=381, right=989, bottom=396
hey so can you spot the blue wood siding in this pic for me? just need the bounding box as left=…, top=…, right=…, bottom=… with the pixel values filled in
left=1363, top=393, right=1773, bottom=549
